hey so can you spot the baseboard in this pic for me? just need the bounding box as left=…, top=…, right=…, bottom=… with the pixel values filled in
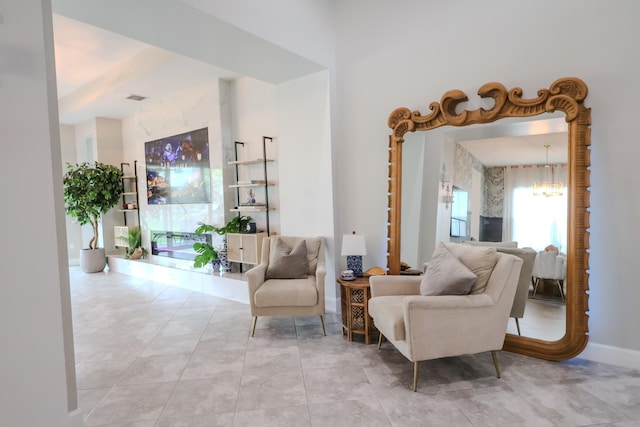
left=68, top=409, right=84, bottom=427
left=578, top=341, right=640, bottom=371
left=325, top=296, right=339, bottom=313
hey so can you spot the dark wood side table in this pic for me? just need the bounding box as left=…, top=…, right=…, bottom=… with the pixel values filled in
left=338, top=276, right=378, bottom=344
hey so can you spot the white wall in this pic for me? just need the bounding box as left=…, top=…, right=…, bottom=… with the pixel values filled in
left=277, top=70, right=338, bottom=309
left=59, top=124, right=82, bottom=263
left=0, top=1, right=82, bottom=425
left=95, top=118, right=124, bottom=252
left=331, top=0, right=640, bottom=365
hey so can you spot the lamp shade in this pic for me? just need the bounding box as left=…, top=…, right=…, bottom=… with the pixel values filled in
left=341, top=233, right=367, bottom=256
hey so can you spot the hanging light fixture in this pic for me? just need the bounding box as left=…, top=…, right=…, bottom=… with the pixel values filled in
left=533, top=144, right=564, bottom=197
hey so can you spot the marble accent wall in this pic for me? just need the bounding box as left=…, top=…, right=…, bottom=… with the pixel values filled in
left=122, top=80, right=230, bottom=252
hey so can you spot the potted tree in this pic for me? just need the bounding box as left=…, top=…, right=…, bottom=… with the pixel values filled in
left=193, top=215, right=252, bottom=273
left=63, top=161, right=124, bottom=272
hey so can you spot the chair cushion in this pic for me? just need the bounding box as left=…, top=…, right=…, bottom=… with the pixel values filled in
left=303, top=237, right=322, bottom=275
left=368, top=296, right=406, bottom=341
left=265, top=238, right=309, bottom=279
left=254, top=277, right=318, bottom=307
left=444, top=242, right=497, bottom=294
left=420, top=243, right=476, bottom=295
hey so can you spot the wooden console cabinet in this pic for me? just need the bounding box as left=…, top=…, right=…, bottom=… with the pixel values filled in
left=226, top=232, right=266, bottom=265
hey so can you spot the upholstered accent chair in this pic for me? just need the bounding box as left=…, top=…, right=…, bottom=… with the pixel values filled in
left=532, top=250, right=566, bottom=301
left=462, top=243, right=536, bottom=336
left=369, top=246, right=522, bottom=391
left=498, top=247, right=536, bottom=335
left=245, top=236, right=326, bottom=336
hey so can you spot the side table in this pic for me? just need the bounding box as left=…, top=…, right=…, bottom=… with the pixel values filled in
left=338, top=276, right=378, bottom=344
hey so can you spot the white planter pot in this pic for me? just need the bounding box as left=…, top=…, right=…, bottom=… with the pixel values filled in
left=79, top=248, right=106, bottom=273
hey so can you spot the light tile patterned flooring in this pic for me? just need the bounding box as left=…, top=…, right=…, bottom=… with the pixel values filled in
left=71, top=267, right=640, bottom=427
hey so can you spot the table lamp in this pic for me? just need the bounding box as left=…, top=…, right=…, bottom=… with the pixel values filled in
left=341, top=231, right=367, bottom=276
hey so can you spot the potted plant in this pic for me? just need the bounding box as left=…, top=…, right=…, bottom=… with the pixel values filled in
left=117, top=226, right=147, bottom=260
left=193, top=215, right=252, bottom=272
left=63, top=161, right=124, bottom=272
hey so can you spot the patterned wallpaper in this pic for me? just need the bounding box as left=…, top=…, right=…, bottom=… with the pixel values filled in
left=454, top=144, right=505, bottom=218
left=484, top=167, right=504, bottom=217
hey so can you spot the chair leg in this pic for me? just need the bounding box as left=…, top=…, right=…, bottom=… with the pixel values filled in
left=558, top=280, right=566, bottom=302
left=413, top=361, right=419, bottom=392
left=532, top=278, right=540, bottom=299
left=377, top=332, right=384, bottom=349
left=251, top=316, right=258, bottom=337
left=514, top=317, right=521, bottom=336
left=319, top=315, right=326, bottom=336
left=491, top=350, right=501, bottom=378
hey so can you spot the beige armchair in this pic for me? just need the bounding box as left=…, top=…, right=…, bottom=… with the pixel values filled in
left=245, top=236, right=326, bottom=336
left=369, top=250, right=522, bottom=391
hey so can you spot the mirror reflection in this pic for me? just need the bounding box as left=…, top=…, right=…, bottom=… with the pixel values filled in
left=401, top=114, right=569, bottom=341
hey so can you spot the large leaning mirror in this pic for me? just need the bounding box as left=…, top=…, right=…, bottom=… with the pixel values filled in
left=386, top=77, right=590, bottom=360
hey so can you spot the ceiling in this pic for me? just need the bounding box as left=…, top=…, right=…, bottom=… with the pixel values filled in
left=53, top=14, right=240, bottom=125
left=52, top=14, right=569, bottom=166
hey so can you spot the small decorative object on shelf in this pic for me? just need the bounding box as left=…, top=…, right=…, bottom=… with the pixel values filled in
left=246, top=189, right=256, bottom=205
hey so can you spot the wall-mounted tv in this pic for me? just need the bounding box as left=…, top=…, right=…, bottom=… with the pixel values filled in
left=145, top=127, right=211, bottom=205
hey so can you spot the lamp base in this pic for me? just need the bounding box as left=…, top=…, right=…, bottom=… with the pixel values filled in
left=346, top=255, right=363, bottom=277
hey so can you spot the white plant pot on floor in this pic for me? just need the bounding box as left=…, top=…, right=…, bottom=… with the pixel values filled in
left=80, top=248, right=106, bottom=273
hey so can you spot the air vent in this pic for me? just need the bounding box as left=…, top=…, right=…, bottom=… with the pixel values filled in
left=126, top=94, right=147, bottom=101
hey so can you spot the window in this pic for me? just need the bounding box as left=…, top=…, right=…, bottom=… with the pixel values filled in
left=450, top=187, right=469, bottom=238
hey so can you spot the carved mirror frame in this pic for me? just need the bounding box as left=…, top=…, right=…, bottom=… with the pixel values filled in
left=387, top=77, right=590, bottom=360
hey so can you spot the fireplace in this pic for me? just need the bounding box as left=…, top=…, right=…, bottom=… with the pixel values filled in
left=150, top=230, right=211, bottom=261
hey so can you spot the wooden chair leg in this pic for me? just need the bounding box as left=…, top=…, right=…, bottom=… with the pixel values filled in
left=491, top=350, right=501, bottom=378
left=413, top=361, right=419, bottom=392
left=558, top=280, right=566, bottom=302
left=251, top=316, right=258, bottom=337
left=377, top=332, right=384, bottom=349
left=319, top=315, right=326, bottom=336
left=532, top=278, right=541, bottom=299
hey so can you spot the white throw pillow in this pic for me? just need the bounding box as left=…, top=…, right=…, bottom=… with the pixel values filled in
left=420, top=243, right=477, bottom=296
left=445, top=242, right=497, bottom=294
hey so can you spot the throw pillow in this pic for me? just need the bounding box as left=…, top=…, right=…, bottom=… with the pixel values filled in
left=420, top=243, right=477, bottom=296
left=445, top=242, right=497, bottom=294
left=265, top=238, right=309, bottom=279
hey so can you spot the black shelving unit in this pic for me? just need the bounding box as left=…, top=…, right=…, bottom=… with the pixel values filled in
left=119, top=161, right=140, bottom=226
left=229, top=136, right=274, bottom=235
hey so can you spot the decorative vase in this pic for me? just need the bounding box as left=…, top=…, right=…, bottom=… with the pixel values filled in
left=211, top=258, right=221, bottom=273
left=79, top=248, right=106, bottom=273
left=218, top=242, right=231, bottom=273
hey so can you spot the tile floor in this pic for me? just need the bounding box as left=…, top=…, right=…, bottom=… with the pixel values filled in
left=71, top=266, right=640, bottom=427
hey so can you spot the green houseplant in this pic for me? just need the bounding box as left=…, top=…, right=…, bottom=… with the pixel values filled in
left=117, top=226, right=147, bottom=260
left=63, top=161, right=124, bottom=272
left=193, top=215, right=252, bottom=271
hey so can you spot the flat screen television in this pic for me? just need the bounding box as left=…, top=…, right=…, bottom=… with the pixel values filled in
left=479, top=215, right=503, bottom=242
left=145, top=128, right=211, bottom=205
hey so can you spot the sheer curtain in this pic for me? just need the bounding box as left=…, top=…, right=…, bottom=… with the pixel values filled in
left=502, top=165, right=568, bottom=252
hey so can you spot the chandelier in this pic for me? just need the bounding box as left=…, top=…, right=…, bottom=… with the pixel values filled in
left=533, top=144, right=564, bottom=197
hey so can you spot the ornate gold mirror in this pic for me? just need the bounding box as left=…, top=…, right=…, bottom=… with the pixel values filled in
left=386, top=77, right=590, bottom=360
